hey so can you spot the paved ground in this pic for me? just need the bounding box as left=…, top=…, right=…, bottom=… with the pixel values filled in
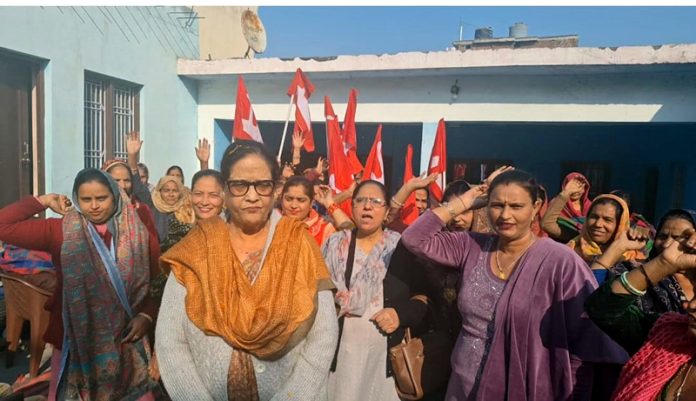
left=0, top=344, right=31, bottom=385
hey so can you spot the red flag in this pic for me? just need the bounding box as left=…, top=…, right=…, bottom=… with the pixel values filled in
left=400, top=144, right=419, bottom=225
left=232, top=75, right=263, bottom=143
left=361, top=125, right=384, bottom=184
left=342, top=89, right=363, bottom=174
left=427, top=119, right=447, bottom=202
left=287, top=68, right=315, bottom=152
left=325, top=96, right=354, bottom=192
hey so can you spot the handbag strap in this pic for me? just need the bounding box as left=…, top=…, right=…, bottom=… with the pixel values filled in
left=345, top=229, right=358, bottom=289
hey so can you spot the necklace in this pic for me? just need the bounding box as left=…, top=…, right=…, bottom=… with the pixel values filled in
left=495, top=234, right=536, bottom=280
left=675, top=358, right=695, bottom=401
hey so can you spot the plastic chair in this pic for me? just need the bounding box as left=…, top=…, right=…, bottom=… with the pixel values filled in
left=0, top=271, right=55, bottom=378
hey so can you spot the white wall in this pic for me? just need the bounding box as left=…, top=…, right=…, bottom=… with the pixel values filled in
left=0, top=6, right=200, bottom=193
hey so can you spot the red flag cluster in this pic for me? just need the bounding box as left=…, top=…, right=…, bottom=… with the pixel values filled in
left=428, top=119, right=447, bottom=202
left=325, top=96, right=355, bottom=192
left=362, top=125, right=384, bottom=184
left=343, top=89, right=363, bottom=175
left=287, top=68, right=316, bottom=152
left=233, top=68, right=449, bottom=220
left=232, top=76, right=263, bottom=143
left=400, top=145, right=419, bottom=224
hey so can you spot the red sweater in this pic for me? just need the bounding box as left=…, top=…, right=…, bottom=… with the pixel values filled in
left=0, top=196, right=161, bottom=349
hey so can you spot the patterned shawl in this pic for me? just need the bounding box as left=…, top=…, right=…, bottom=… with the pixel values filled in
left=568, top=194, right=649, bottom=263
left=59, top=169, right=156, bottom=401
left=151, top=176, right=195, bottom=225
left=612, top=313, right=696, bottom=401
left=557, top=172, right=592, bottom=233
left=322, top=228, right=401, bottom=317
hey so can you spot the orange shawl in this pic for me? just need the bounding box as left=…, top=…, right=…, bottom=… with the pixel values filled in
left=161, top=216, right=334, bottom=359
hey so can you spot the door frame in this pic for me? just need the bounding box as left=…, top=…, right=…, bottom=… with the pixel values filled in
left=0, top=48, right=46, bottom=198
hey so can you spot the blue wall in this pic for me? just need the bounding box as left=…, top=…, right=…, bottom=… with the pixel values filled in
left=0, top=6, right=199, bottom=193
left=444, top=122, right=696, bottom=221
left=214, top=118, right=696, bottom=223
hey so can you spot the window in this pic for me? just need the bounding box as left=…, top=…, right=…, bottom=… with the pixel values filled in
left=84, top=72, right=140, bottom=169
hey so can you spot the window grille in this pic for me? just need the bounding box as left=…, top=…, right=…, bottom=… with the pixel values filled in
left=83, top=72, right=140, bottom=168
left=112, top=86, right=135, bottom=160
left=84, top=80, right=105, bottom=169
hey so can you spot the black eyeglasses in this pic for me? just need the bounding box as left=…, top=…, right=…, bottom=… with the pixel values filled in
left=226, top=180, right=275, bottom=197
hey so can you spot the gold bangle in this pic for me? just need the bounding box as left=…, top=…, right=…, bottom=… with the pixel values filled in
left=137, top=312, right=153, bottom=324
left=390, top=199, right=404, bottom=208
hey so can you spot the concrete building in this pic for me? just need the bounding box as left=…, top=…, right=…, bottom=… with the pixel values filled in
left=0, top=6, right=249, bottom=208
left=452, top=23, right=579, bottom=51
left=180, top=43, right=696, bottom=221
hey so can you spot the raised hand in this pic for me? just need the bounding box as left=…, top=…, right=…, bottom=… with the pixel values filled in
left=484, top=165, right=514, bottom=186
left=195, top=138, right=211, bottom=164
left=658, top=231, right=696, bottom=274
left=126, top=131, right=143, bottom=156
left=407, top=172, right=438, bottom=191
left=314, top=185, right=335, bottom=208
left=281, top=163, right=295, bottom=178
left=563, top=178, right=586, bottom=198
left=315, top=156, right=326, bottom=173
left=38, top=194, right=73, bottom=216
left=614, top=228, right=649, bottom=252
left=458, top=185, right=489, bottom=211
left=292, top=131, right=305, bottom=150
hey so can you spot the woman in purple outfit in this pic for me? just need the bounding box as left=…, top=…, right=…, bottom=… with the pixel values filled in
left=401, top=169, right=628, bottom=401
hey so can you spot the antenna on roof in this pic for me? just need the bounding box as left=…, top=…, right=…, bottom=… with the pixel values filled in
left=241, top=9, right=267, bottom=58
left=459, top=18, right=463, bottom=41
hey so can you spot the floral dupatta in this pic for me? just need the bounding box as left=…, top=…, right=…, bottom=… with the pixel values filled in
left=322, top=229, right=401, bottom=317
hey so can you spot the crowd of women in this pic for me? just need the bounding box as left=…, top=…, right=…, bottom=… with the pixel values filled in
left=0, top=132, right=695, bottom=401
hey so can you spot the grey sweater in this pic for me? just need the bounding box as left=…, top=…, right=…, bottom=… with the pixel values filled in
left=155, top=275, right=338, bottom=401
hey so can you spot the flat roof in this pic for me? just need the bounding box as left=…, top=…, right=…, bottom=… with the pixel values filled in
left=178, top=43, right=696, bottom=80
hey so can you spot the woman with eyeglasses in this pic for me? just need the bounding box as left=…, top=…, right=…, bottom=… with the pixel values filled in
left=324, top=180, right=429, bottom=401
left=155, top=140, right=338, bottom=401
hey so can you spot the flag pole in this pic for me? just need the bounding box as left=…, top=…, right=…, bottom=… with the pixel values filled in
left=277, top=94, right=295, bottom=161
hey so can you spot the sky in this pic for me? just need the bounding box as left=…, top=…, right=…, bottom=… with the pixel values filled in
left=256, top=6, right=696, bottom=58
